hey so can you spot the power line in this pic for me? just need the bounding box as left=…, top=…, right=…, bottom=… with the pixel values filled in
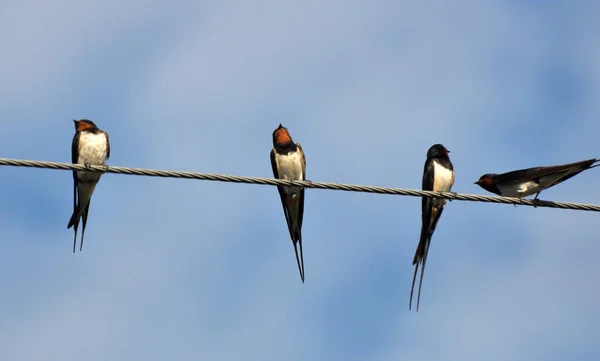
left=0, top=157, right=599, bottom=212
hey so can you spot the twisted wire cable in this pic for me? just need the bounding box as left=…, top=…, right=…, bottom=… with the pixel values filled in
left=0, top=157, right=598, bottom=212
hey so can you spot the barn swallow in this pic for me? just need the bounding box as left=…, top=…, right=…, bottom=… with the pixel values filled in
left=410, top=144, right=455, bottom=312
left=270, top=124, right=306, bottom=283
left=475, top=158, right=600, bottom=200
left=67, top=119, right=110, bottom=253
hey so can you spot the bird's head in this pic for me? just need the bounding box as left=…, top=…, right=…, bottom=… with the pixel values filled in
left=474, top=174, right=497, bottom=193
left=427, top=144, right=450, bottom=159
left=73, top=119, right=98, bottom=132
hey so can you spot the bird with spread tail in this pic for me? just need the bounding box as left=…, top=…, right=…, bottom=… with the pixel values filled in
left=410, top=144, right=455, bottom=312
left=67, top=119, right=110, bottom=253
left=475, top=158, right=600, bottom=200
left=270, top=124, right=307, bottom=283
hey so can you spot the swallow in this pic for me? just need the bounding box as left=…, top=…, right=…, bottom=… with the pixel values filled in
left=475, top=158, right=600, bottom=200
left=270, top=124, right=307, bottom=283
left=67, top=119, right=110, bottom=253
left=410, top=144, right=455, bottom=312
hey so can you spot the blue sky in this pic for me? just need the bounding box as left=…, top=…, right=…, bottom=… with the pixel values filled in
left=0, top=1, right=599, bottom=360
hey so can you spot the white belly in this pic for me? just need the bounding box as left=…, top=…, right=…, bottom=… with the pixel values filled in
left=275, top=150, right=304, bottom=197
left=78, top=132, right=108, bottom=165
left=497, top=181, right=541, bottom=198
left=498, top=170, right=578, bottom=198
left=77, top=132, right=108, bottom=182
left=276, top=151, right=304, bottom=181
left=433, top=161, right=454, bottom=192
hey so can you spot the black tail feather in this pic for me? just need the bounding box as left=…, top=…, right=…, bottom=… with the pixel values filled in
left=409, top=262, right=419, bottom=311
left=409, top=237, right=431, bottom=312
left=293, top=233, right=305, bottom=283
left=79, top=201, right=91, bottom=252
left=71, top=215, right=79, bottom=254
left=67, top=209, right=79, bottom=229
left=415, top=252, right=429, bottom=312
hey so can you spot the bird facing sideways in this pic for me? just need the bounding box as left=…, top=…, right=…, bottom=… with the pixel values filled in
left=475, top=158, right=600, bottom=200
left=410, top=143, right=455, bottom=312
left=67, top=119, right=110, bottom=253
left=270, top=124, right=307, bottom=283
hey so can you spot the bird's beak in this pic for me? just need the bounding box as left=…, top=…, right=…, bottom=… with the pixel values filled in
left=474, top=180, right=480, bottom=184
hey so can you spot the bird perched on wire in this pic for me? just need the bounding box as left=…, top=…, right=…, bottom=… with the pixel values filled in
left=67, top=119, right=110, bottom=253
left=475, top=158, right=600, bottom=200
left=410, top=144, right=455, bottom=312
left=270, top=124, right=307, bottom=283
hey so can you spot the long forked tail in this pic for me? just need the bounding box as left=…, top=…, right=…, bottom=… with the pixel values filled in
left=293, top=234, right=305, bottom=283
left=409, top=236, right=431, bottom=312
left=409, top=254, right=429, bottom=312
left=68, top=182, right=96, bottom=229
left=409, top=262, right=419, bottom=311
left=415, top=255, right=429, bottom=312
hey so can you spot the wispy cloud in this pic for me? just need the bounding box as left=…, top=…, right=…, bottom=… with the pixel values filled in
left=0, top=1, right=599, bottom=360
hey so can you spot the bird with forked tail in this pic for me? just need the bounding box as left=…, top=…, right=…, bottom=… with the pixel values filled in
left=270, top=124, right=307, bottom=283
left=67, top=119, right=110, bottom=253
left=410, top=143, right=455, bottom=312
left=475, top=158, right=600, bottom=200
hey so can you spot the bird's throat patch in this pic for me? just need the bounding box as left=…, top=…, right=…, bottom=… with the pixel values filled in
left=274, top=128, right=292, bottom=145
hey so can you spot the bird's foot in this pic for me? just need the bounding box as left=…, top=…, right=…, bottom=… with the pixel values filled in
left=448, top=191, right=458, bottom=201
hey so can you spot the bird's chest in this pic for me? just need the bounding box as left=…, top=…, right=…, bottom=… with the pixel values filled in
left=78, top=132, right=108, bottom=165
left=433, top=161, right=454, bottom=192
left=276, top=152, right=304, bottom=180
